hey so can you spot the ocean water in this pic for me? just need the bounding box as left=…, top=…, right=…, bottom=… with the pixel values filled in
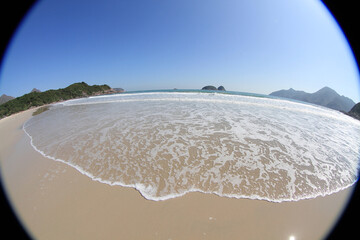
left=23, top=90, right=360, bottom=202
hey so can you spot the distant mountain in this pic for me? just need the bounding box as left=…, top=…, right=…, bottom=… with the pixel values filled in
left=0, top=94, right=14, bottom=105
left=269, top=88, right=308, bottom=100
left=31, top=88, right=41, bottom=93
left=269, top=87, right=355, bottom=112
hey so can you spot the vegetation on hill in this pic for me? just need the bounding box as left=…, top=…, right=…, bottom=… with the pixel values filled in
left=348, top=102, right=360, bottom=120
left=0, top=82, right=111, bottom=118
left=32, top=106, right=50, bottom=116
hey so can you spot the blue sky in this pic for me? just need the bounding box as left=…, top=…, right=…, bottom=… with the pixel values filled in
left=1, top=0, right=359, bottom=102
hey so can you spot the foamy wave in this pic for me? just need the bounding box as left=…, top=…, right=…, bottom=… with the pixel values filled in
left=58, top=92, right=360, bottom=124
left=23, top=92, right=360, bottom=202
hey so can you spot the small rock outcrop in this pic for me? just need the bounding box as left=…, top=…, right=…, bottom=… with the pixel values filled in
left=202, top=85, right=226, bottom=91
left=98, top=88, right=125, bottom=95
left=217, top=86, right=226, bottom=91
left=202, top=85, right=217, bottom=90
left=113, top=88, right=125, bottom=93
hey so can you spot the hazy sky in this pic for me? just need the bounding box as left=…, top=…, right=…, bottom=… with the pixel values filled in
left=1, top=0, right=359, bottom=102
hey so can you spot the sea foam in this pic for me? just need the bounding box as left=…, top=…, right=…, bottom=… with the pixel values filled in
left=23, top=92, right=360, bottom=202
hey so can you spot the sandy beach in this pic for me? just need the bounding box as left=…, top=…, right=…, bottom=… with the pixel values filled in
left=0, top=108, right=355, bottom=240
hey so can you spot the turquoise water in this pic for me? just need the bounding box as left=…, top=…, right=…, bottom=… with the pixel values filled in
left=114, top=89, right=274, bottom=99
left=113, top=89, right=328, bottom=108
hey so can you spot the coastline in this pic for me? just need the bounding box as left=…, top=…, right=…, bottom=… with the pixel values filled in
left=0, top=108, right=355, bottom=239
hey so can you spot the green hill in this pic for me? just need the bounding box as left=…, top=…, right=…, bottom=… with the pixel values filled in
left=0, top=82, right=110, bottom=118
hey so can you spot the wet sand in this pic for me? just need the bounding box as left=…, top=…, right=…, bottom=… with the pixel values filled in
left=0, top=108, right=354, bottom=240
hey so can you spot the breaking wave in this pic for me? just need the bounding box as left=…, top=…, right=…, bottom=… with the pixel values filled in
left=23, top=91, right=360, bottom=202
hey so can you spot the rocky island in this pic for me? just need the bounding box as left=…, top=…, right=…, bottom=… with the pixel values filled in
left=202, top=85, right=226, bottom=91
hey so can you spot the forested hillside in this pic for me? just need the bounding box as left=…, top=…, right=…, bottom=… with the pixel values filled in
left=0, top=82, right=110, bottom=118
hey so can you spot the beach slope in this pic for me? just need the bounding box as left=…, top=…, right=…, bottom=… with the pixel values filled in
left=0, top=108, right=354, bottom=239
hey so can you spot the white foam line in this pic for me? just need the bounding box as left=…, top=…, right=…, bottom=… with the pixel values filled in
left=59, top=96, right=358, bottom=124
left=122, top=179, right=358, bottom=202
left=73, top=90, right=334, bottom=113
left=22, top=118, right=357, bottom=202
left=77, top=91, right=208, bottom=103
left=59, top=91, right=357, bottom=123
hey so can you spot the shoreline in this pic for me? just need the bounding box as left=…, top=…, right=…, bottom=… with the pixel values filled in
left=24, top=118, right=357, bottom=203
left=0, top=108, right=355, bottom=239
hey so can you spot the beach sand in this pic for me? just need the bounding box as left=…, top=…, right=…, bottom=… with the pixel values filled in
left=0, top=108, right=354, bottom=240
